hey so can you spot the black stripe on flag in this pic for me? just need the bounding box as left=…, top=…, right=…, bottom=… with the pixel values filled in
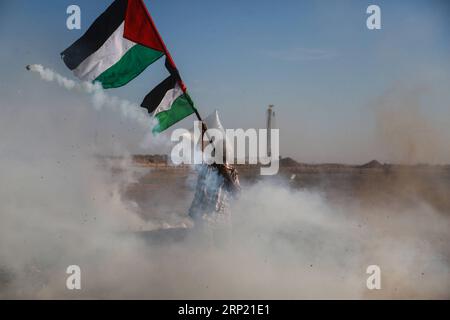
left=61, top=0, right=128, bottom=70
left=141, top=75, right=178, bottom=114
left=165, top=57, right=182, bottom=81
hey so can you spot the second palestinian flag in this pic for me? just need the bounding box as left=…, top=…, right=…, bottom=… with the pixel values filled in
left=61, top=0, right=165, bottom=89
left=141, top=73, right=194, bottom=133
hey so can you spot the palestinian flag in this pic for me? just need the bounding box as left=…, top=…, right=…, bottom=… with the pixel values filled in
left=61, top=0, right=165, bottom=89
left=61, top=0, right=196, bottom=133
left=141, top=71, right=195, bottom=133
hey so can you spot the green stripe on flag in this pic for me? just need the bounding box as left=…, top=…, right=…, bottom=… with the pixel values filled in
left=153, top=94, right=195, bottom=133
left=95, top=44, right=164, bottom=89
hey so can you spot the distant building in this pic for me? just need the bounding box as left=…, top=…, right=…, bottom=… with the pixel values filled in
left=266, top=105, right=275, bottom=157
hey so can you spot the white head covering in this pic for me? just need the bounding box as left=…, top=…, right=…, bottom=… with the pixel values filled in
left=182, top=110, right=232, bottom=164
left=202, top=110, right=232, bottom=165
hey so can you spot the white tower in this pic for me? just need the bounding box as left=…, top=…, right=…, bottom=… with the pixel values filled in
left=266, top=105, right=275, bottom=158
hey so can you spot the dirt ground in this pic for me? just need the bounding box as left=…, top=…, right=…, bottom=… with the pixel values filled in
left=125, top=160, right=450, bottom=221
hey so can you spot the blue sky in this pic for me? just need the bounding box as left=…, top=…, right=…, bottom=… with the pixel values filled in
left=1, top=0, right=449, bottom=163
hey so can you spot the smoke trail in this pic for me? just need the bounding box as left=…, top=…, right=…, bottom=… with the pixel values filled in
left=27, top=64, right=157, bottom=129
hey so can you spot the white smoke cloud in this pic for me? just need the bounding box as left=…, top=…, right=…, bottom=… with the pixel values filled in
left=0, top=67, right=449, bottom=299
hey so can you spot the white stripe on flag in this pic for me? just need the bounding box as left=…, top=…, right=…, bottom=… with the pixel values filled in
left=153, top=84, right=184, bottom=116
left=73, top=22, right=136, bottom=81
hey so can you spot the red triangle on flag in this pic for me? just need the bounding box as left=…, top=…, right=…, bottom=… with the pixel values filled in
left=124, top=0, right=165, bottom=53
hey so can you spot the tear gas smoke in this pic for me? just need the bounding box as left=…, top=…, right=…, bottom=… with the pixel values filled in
left=0, top=71, right=448, bottom=299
